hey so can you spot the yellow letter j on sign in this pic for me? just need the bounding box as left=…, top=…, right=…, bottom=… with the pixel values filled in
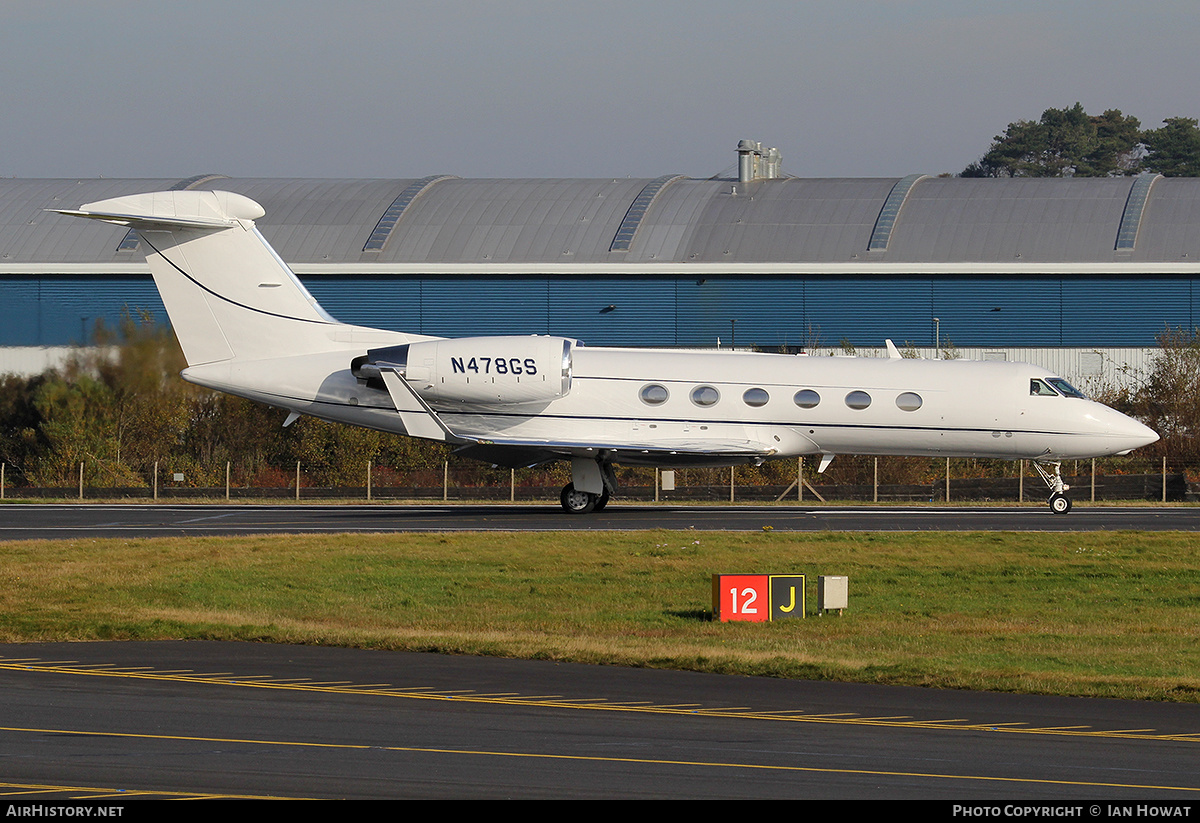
left=770, top=575, right=805, bottom=620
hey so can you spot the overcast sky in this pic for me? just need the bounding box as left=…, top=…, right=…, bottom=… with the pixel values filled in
left=2, top=1, right=1197, bottom=181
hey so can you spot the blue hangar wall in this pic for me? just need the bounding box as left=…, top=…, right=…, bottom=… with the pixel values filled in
left=4, top=174, right=1200, bottom=350
left=4, top=272, right=1196, bottom=350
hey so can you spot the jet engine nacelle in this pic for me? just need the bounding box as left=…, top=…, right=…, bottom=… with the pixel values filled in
left=358, top=336, right=575, bottom=405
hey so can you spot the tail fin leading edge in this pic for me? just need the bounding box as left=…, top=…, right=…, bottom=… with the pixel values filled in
left=56, top=190, right=339, bottom=367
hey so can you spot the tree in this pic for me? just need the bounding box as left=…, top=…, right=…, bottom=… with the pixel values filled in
left=0, top=373, right=48, bottom=485
left=1085, top=109, right=1144, bottom=176
left=1142, top=117, right=1200, bottom=176
left=1099, top=327, right=1200, bottom=464
left=962, top=104, right=1142, bottom=178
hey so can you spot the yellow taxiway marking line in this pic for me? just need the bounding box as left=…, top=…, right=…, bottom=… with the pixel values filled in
left=963, top=722, right=1030, bottom=728
left=0, top=724, right=1195, bottom=795
left=2, top=659, right=1197, bottom=744
left=593, top=701, right=655, bottom=707
left=469, top=692, right=522, bottom=698
left=0, top=779, right=301, bottom=800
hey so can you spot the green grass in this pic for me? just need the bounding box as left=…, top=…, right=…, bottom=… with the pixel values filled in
left=0, top=530, right=1197, bottom=701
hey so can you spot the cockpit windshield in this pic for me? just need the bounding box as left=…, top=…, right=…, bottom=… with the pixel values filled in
left=1030, top=377, right=1088, bottom=398
left=1047, top=377, right=1087, bottom=398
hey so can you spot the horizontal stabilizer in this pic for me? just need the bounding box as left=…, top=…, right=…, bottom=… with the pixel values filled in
left=51, top=190, right=266, bottom=231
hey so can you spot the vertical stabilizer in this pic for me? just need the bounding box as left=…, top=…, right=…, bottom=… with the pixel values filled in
left=55, top=190, right=340, bottom=367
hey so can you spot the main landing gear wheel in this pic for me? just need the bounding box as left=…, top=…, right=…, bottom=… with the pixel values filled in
left=560, top=483, right=598, bottom=514
left=1049, top=492, right=1072, bottom=515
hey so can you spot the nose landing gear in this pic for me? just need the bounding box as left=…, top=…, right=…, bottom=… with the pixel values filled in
left=1033, top=461, right=1072, bottom=514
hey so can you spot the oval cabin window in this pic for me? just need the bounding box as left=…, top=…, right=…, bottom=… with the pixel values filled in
left=640, top=384, right=669, bottom=405
left=845, top=390, right=871, bottom=410
left=896, top=392, right=923, bottom=411
left=742, top=388, right=769, bottom=407
left=793, top=389, right=820, bottom=409
left=691, top=385, right=720, bottom=407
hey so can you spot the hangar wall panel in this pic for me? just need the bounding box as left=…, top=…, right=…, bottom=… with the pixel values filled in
left=931, top=277, right=1062, bottom=347
left=1060, top=277, right=1192, bottom=346
left=0, top=276, right=166, bottom=346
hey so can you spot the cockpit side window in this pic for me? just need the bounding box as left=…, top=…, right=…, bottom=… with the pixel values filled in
left=1030, top=378, right=1059, bottom=396
left=1047, top=377, right=1087, bottom=399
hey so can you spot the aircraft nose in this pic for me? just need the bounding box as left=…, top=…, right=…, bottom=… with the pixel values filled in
left=1107, top=410, right=1159, bottom=454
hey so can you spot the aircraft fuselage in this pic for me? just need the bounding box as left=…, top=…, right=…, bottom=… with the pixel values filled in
left=183, top=343, right=1154, bottom=467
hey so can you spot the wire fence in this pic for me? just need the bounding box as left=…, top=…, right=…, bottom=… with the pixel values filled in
left=3, top=456, right=1195, bottom=503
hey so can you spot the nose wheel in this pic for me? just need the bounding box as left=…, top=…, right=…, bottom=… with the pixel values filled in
left=1033, top=461, right=1073, bottom=514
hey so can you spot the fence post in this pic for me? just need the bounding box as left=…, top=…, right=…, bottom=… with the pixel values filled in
left=226, top=461, right=231, bottom=501
left=873, top=458, right=878, bottom=503
left=153, top=460, right=158, bottom=500
left=367, top=462, right=372, bottom=501
left=295, top=461, right=301, bottom=501
left=945, top=457, right=950, bottom=503
left=1, top=462, right=5, bottom=500
left=1091, top=458, right=1095, bottom=503
left=1019, top=460, right=1024, bottom=503
left=443, top=460, right=449, bottom=502
left=510, top=468, right=515, bottom=502
left=729, top=466, right=735, bottom=503
left=798, top=456, right=803, bottom=502
left=1163, top=456, right=1167, bottom=503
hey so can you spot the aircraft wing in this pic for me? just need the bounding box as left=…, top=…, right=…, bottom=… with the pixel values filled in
left=453, top=438, right=778, bottom=469
left=378, top=363, right=779, bottom=468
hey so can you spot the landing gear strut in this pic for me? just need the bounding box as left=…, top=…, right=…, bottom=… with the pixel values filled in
left=1032, top=461, right=1072, bottom=514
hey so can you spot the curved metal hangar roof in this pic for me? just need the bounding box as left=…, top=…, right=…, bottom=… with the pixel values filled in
left=5, top=173, right=1200, bottom=269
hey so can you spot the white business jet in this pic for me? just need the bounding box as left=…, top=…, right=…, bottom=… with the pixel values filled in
left=56, top=191, right=1158, bottom=514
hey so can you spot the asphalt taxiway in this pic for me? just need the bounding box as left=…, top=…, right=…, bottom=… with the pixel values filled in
left=0, top=641, right=1197, bottom=800
left=1, top=502, right=1197, bottom=539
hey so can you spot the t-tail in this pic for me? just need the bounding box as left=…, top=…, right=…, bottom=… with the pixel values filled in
left=54, top=190, right=408, bottom=366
